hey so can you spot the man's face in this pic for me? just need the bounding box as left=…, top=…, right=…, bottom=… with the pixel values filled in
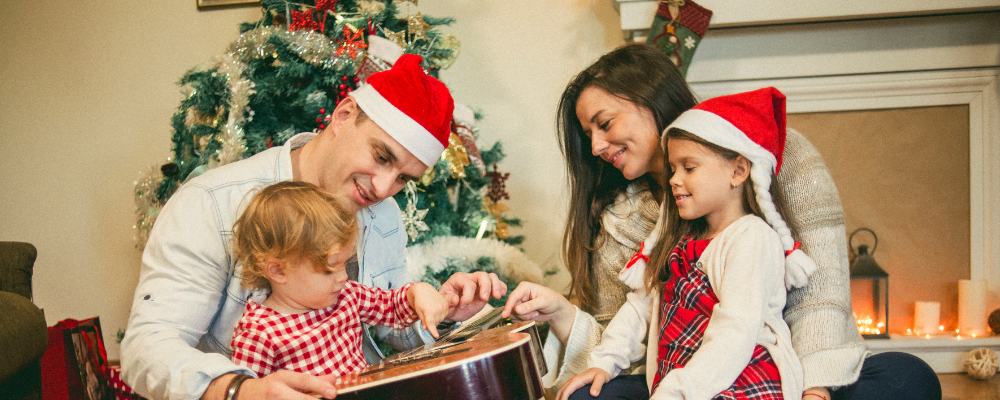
left=312, top=99, right=429, bottom=211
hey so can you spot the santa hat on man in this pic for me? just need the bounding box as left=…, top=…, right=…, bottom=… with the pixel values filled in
left=349, top=53, right=454, bottom=166
left=621, top=87, right=816, bottom=291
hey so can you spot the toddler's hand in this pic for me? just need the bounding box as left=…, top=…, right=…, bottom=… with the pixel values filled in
left=556, top=368, right=610, bottom=400
left=407, top=282, right=450, bottom=338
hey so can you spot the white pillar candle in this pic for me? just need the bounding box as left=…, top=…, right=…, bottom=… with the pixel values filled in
left=958, top=279, right=988, bottom=336
left=914, top=301, right=940, bottom=334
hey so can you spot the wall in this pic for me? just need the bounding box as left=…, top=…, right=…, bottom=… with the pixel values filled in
left=0, top=1, right=623, bottom=360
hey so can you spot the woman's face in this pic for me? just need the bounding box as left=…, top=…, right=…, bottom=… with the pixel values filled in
left=575, top=86, right=664, bottom=182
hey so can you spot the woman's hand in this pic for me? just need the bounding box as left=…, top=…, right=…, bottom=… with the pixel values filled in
left=501, top=281, right=576, bottom=343
left=407, top=282, right=451, bottom=338
left=556, top=368, right=610, bottom=400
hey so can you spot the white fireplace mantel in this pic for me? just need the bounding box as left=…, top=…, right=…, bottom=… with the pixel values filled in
left=615, top=0, right=1000, bottom=31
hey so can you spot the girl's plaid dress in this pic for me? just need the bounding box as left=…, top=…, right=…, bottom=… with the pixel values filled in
left=651, top=236, right=783, bottom=400
left=231, top=281, right=415, bottom=377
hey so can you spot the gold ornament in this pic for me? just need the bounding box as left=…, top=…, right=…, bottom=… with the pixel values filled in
left=194, top=135, right=213, bottom=154
left=407, top=13, right=429, bottom=42
left=419, top=165, right=436, bottom=186
left=483, top=197, right=510, bottom=240
left=385, top=29, right=407, bottom=48
left=185, top=106, right=224, bottom=128
left=442, top=133, right=470, bottom=179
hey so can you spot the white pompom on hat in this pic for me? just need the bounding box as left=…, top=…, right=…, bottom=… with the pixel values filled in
left=624, top=87, right=816, bottom=290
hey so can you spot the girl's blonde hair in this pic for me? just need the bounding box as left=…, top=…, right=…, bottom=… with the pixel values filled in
left=645, top=128, right=793, bottom=288
left=232, top=181, right=358, bottom=290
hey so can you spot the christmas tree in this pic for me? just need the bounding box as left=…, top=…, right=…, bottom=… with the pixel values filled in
left=134, top=0, right=544, bottom=304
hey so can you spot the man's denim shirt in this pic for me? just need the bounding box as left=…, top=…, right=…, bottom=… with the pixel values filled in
left=120, top=133, right=427, bottom=400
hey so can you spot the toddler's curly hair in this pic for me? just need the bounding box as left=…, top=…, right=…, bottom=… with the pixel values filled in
left=232, top=181, right=358, bottom=290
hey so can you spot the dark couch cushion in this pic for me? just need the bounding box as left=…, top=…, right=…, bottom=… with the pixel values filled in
left=0, top=291, right=47, bottom=380
left=0, top=242, right=37, bottom=299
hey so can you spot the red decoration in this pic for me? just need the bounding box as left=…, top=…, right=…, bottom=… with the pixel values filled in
left=626, top=242, right=650, bottom=269
left=289, top=9, right=320, bottom=32
left=315, top=0, right=337, bottom=33
left=336, top=26, right=368, bottom=59
left=315, top=0, right=337, bottom=13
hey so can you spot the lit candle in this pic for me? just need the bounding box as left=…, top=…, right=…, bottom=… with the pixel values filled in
left=914, top=301, right=940, bottom=334
left=958, top=279, right=988, bottom=336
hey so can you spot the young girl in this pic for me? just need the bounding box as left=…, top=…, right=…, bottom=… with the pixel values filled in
left=558, top=87, right=816, bottom=400
left=229, top=181, right=449, bottom=378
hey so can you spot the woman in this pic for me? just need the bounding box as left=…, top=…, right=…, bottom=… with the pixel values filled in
left=502, top=44, right=939, bottom=400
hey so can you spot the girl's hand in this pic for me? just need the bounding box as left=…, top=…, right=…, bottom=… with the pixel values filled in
left=802, top=386, right=831, bottom=400
left=407, top=282, right=450, bottom=338
left=556, top=368, right=610, bottom=400
left=501, top=282, right=576, bottom=343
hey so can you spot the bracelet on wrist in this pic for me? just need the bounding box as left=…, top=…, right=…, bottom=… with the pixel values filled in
left=803, top=393, right=830, bottom=400
left=224, top=374, right=251, bottom=400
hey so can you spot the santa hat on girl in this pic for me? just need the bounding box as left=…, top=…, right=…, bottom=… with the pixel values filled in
left=349, top=53, right=454, bottom=166
left=621, top=87, right=817, bottom=291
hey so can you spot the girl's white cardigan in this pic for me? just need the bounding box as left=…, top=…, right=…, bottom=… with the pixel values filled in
left=588, top=215, right=804, bottom=400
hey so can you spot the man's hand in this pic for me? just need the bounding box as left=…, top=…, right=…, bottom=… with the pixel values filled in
left=203, top=371, right=339, bottom=400
left=556, top=368, right=610, bottom=400
left=439, top=271, right=507, bottom=321
left=407, top=282, right=450, bottom=338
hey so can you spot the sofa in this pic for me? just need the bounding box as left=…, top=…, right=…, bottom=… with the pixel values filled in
left=0, top=242, right=47, bottom=399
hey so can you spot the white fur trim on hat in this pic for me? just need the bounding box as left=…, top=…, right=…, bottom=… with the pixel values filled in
left=667, top=109, right=777, bottom=174
left=350, top=84, right=445, bottom=166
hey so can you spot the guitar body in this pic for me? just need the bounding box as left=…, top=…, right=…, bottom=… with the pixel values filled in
left=335, top=320, right=545, bottom=400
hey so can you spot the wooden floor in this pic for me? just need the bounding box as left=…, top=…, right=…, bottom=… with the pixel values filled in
left=941, top=373, right=1000, bottom=400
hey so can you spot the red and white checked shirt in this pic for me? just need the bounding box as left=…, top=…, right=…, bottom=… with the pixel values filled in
left=230, top=281, right=416, bottom=377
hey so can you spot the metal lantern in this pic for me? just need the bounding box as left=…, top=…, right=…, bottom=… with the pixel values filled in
left=850, top=228, right=889, bottom=339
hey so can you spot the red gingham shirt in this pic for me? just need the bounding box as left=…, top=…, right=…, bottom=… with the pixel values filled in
left=231, top=281, right=416, bottom=377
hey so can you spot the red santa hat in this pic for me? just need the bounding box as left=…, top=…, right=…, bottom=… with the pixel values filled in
left=622, top=87, right=816, bottom=291
left=349, top=53, right=454, bottom=166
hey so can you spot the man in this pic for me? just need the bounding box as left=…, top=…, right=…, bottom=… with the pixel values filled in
left=121, top=54, right=506, bottom=400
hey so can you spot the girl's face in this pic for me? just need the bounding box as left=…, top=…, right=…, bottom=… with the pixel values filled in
left=575, top=86, right=665, bottom=183
left=276, top=244, right=354, bottom=311
left=667, top=137, right=744, bottom=228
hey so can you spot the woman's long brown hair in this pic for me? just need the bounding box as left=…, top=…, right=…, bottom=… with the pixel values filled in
left=556, top=44, right=697, bottom=311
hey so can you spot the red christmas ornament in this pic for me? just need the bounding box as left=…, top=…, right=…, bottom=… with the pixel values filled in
left=336, top=26, right=368, bottom=59
left=289, top=9, right=319, bottom=32
left=266, top=137, right=274, bottom=148
left=315, top=0, right=337, bottom=13
left=314, top=0, right=337, bottom=33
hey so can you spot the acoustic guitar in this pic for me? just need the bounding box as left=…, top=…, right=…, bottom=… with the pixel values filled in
left=333, top=308, right=546, bottom=399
